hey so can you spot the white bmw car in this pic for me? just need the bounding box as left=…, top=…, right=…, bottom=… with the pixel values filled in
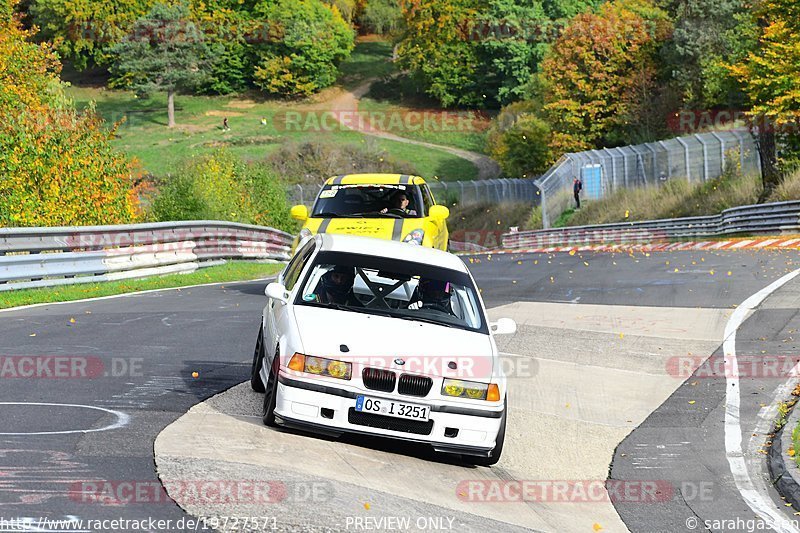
left=250, top=234, right=516, bottom=465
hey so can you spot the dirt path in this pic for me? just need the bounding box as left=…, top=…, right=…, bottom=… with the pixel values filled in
left=327, top=81, right=502, bottom=180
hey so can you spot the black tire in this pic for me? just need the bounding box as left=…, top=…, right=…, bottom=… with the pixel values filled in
left=250, top=326, right=266, bottom=393
left=262, top=351, right=280, bottom=427
left=464, top=400, right=506, bottom=467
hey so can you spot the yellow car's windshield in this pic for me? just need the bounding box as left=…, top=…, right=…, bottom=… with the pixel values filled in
left=312, top=184, right=424, bottom=219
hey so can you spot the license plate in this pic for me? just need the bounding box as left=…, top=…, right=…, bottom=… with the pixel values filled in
left=355, top=395, right=430, bottom=421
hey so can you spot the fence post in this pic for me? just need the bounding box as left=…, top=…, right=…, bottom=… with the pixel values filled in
left=645, top=143, right=658, bottom=182
left=710, top=132, right=727, bottom=173
left=732, top=130, right=747, bottom=172
left=630, top=145, right=648, bottom=185
left=676, top=136, right=691, bottom=182
left=615, top=147, right=629, bottom=187
left=538, top=180, right=549, bottom=229
left=695, top=134, right=709, bottom=181
left=658, top=141, right=671, bottom=178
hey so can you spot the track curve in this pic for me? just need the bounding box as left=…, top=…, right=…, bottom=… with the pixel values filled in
left=3, top=248, right=800, bottom=532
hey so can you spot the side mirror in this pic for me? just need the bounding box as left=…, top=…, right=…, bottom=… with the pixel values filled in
left=265, top=282, right=289, bottom=303
left=429, top=205, right=450, bottom=221
left=490, top=318, right=516, bottom=335
left=290, top=205, right=309, bottom=221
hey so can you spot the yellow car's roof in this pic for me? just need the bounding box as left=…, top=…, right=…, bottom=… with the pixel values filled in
left=323, top=173, right=427, bottom=186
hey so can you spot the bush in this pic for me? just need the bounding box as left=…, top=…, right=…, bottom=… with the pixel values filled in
left=252, top=0, right=355, bottom=97
left=150, top=150, right=295, bottom=232
left=265, top=139, right=417, bottom=187
left=0, top=108, right=142, bottom=226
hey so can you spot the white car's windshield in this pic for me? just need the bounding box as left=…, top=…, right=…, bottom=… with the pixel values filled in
left=312, top=184, right=424, bottom=219
left=295, top=251, right=488, bottom=334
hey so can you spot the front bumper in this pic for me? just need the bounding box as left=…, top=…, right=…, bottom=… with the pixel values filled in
left=274, top=374, right=503, bottom=457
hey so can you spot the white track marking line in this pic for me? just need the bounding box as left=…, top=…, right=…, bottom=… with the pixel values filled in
left=0, top=276, right=278, bottom=315
left=0, top=403, right=129, bottom=435
left=724, top=268, right=800, bottom=532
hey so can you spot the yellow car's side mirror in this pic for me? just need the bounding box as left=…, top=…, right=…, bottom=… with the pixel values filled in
left=428, top=205, right=450, bottom=221
left=291, top=205, right=309, bottom=221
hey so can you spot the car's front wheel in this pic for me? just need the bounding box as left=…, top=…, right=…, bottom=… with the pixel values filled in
left=262, top=350, right=280, bottom=427
left=464, top=401, right=506, bottom=467
left=250, top=326, right=266, bottom=393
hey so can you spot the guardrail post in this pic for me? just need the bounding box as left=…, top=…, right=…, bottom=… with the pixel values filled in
left=676, top=137, right=691, bottom=182
left=695, top=134, right=710, bottom=181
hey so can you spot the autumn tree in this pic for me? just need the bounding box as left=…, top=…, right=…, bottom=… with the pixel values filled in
left=0, top=0, right=140, bottom=226
left=729, top=0, right=800, bottom=195
left=109, top=2, right=215, bottom=127
left=662, top=0, right=757, bottom=109
left=29, top=0, right=153, bottom=69
left=251, top=0, right=355, bottom=97
left=540, top=0, right=672, bottom=152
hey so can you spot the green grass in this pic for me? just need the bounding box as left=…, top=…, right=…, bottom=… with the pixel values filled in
left=337, top=39, right=396, bottom=90
left=67, top=85, right=478, bottom=181
left=65, top=38, right=485, bottom=181
left=0, top=261, right=283, bottom=310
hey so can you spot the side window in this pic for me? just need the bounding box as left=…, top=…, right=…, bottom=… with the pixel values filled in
left=282, top=240, right=316, bottom=291
left=421, top=185, right=435, bottom=214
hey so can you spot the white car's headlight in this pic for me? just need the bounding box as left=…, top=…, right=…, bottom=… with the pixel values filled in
left=288, top=353, right=351, bottom=380
left=403, top=229, right=424, bottom=245
left=442, top=379, right=500, bottom=401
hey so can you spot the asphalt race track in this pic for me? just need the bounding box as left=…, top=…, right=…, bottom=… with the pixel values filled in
left=2, top=248, right=800, bottom=532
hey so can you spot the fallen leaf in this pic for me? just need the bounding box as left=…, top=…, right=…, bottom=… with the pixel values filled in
left=364, top=503, right=371, bottom=510
left=69, top=318, right=76, bottom=324
left=593, top=523, right=603, bottom=532
left=569, top=250, right=576, bottom=256
left=29, top=333, right=36, bottom=337
left=688, top=400, right=696, bottom=405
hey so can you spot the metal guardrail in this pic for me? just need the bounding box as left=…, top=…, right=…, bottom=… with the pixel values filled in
left=501, top=201, right=800, bottom=249
left=0, top=221, right=293, bottom=292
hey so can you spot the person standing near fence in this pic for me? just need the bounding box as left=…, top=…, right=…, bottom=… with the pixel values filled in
left=573, top=177, right=583, bottom=209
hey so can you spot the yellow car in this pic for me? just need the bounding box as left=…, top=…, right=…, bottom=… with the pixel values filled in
left=290, top=174, right=450, bottom=250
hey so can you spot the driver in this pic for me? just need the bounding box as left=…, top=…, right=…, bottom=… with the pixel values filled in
left=415, top=278, right=453, bottom=314
left=380, top=191, right=417, bottom=216
left=317, top=265, right=360, bottom=306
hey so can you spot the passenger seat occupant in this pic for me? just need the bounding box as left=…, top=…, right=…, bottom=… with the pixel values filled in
left=317, top=265, right=360, bottom=306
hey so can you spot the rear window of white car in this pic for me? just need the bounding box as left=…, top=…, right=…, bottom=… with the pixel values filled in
left=295, top=251, right=488, bottom=334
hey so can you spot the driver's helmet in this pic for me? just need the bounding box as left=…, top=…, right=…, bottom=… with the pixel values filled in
left=321, top=265, right=356, bottom=299
left=419, top=278, right=451, bottom=308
